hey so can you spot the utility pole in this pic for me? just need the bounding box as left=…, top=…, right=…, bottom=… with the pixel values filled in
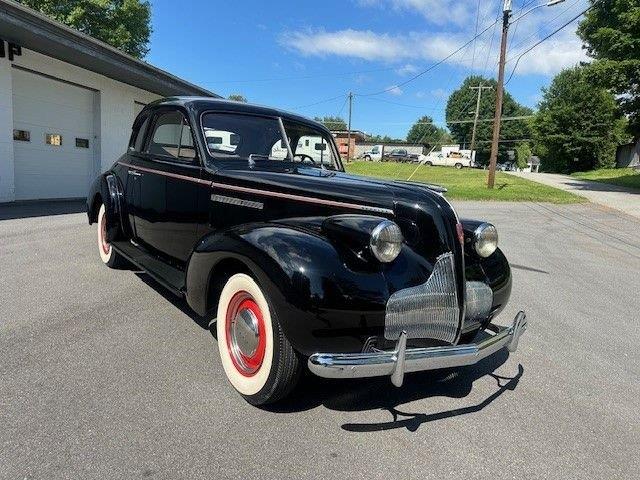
left=487, top=0, right=512, bottom=189
left=347, top=92, right=353, bottom=163
left=469, top=83, right=492, bottom=164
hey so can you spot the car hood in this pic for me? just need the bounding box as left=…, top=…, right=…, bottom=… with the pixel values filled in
left=215, top=165, right=447, bottom=214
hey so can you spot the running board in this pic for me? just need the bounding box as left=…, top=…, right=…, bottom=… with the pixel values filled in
left=112, top=241, right=185, bottom=297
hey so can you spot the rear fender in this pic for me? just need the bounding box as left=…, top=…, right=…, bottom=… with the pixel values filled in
left=86, top=173, right=125, bottom=243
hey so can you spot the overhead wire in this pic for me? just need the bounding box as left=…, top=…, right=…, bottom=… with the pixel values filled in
left=354, top=16, right=501, bottom=97
left=504, top=3, right=595, bottom=85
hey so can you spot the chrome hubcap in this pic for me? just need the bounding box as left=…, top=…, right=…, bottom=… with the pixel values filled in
left=230, top=308, right=260, bottom=360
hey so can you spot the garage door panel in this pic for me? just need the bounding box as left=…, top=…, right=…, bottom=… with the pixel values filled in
left=13, top=97, right=94, bottom=134
left=12, top=70, right=94, bottom=110
left=12, top=68, right=96, bottom=200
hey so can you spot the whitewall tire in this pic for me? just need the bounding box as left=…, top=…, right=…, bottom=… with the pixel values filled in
left=217, top=273, right=301, bottom=405
left=97, top=203, right=126, bottom=269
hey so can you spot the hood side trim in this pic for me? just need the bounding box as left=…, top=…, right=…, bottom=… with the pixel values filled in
left=117, top=161, right=393, bottom=215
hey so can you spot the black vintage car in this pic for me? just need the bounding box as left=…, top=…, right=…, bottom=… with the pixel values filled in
left=87, top=97, right=526, bottom=405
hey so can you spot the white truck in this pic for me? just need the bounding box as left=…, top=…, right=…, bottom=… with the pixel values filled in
left=359, top=144, right=383, bottom=161
left=421, top=145, right=474, bottom=169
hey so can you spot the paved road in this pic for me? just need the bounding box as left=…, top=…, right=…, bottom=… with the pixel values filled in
left=1, top=201, right=639, bottom=479
left=508, top=171, right=640, bottom=219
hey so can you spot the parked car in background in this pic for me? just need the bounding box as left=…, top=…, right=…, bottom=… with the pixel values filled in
left=497, top=162, right=516, bottom=171
left=421, top=151, right=473, bottom=169
left=87, top=97, right=526, bottom=406
left=383, top=148, right=413, bottom=162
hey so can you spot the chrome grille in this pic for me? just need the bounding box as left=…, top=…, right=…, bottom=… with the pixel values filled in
left=464, top=281, right=493, bottom=327
left=384, top=252, right=460, bottom=343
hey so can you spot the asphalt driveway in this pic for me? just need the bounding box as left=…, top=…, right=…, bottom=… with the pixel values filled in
left=1, top=201, right=638, bottom=479
left=508, top=171, right=640, bottom=219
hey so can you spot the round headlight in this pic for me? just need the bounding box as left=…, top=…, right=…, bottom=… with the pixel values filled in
left=473, top=223, right=498, bottom=257
left=370, top=220, right=403, bottom=263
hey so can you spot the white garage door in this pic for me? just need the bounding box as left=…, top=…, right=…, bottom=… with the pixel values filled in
left=12, top=68, right=97, bottom=200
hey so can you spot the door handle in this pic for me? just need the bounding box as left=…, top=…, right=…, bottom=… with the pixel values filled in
left=128, top=170, right=142, bottom=177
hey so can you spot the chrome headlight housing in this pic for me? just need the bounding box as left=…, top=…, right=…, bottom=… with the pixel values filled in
left=370, top=220, right=403, bottom=263
left=473, top=223, right=498, bottom=257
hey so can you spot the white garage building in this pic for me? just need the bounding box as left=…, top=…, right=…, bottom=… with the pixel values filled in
left=0, top=0, right=216, bottom=203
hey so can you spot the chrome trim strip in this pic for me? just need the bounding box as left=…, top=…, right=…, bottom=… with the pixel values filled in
left=118, top=162, right=211, bottom=185
left=117, top=161, right=394, bottom=215
left=308, top=311, right=527, bottom=385
left=212, top=194, right=264, bottom=210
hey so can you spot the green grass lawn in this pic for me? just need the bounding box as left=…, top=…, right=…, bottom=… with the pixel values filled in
left=345, top=161, right=585, bottom=203
left=571, top=168, right=640, bottom=191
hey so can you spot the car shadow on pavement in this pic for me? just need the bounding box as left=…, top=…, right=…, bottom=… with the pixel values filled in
left=269, top=352, right=523, bottom=432
left=134, top=272, right=215, bottom=329
left=0, top=199, right=86, bottom=220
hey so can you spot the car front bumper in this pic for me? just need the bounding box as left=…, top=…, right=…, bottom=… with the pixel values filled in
left=307, top=311, right=527, bottom=387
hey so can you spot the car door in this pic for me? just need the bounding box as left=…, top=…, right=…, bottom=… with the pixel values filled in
left=132, top=109, right=204, bottom=265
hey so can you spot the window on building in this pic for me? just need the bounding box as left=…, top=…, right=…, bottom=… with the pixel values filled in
left=45, top=134, right=62, bottom=146
left=13, top=130, right=30, bottom=142
left=75, top=138, right=89, bottom=148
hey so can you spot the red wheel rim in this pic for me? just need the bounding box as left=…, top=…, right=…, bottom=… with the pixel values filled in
left=99, top=210, right=110, bottom=255
left=225, top=291, right=266, bottom=377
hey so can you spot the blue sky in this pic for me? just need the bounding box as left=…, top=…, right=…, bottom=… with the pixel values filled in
left=146, top=0, right=589, bottom=139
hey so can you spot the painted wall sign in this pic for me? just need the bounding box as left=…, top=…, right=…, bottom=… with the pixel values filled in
left=0, top=39, right=22, bottom=61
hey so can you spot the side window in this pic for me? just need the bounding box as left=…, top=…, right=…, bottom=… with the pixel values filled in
left=147, top=111, right=197, bottom=160
left=131, top=115, right=151, bottom=152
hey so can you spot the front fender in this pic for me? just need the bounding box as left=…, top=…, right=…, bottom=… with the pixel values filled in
left=461, top=219, right=512, bottom=321
left=186, top=223, right=410, bottom=355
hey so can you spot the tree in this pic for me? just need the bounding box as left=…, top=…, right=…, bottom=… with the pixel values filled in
left=445, top=75, right=533, bottom=165
left=227, top=94, right=247, bottom=103
left=313, top=116, right=347, bottom=130
left=514, top=143, right=532, bottom=170
left=533, top=67, right=627, bottom=173
left=367, top=134, right=405, bottom=143
left=17, top=1, right=152, bottom=58
left=578, top=0, right=640, bottom=137
left=406, top=116, right=452, bottom=148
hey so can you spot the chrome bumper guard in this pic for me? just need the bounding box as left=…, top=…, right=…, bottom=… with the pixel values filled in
left=308, top=311, right=527, bottom=387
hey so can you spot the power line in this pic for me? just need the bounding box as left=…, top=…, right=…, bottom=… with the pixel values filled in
left=355, top=16, right=501, bottom=97
left=509, top=0, right=584, bottom=52
left=370, top=115, right=534, bottom=126
left=470, top=0, right=482, bottom=69
left=336, top=94, right=349, bottom=117
left=504, top=4, right=595, bottom=85
left=288, top=94, right=346, bottom=110
left=358, top=95, right=446, bottom=110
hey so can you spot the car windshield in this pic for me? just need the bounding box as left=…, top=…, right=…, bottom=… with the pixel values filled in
left=201, top=113, right=340, bottom=170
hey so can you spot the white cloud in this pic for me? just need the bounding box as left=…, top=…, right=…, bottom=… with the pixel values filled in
left=430, top=88, right=448, bottom=99
left=280, top=29, right=405, bottom=61
left=357, top=0, right=474, bottom=27
left=386, top=85, right=403, bottom=95
left=280, top=21, right=588, bottom=78
left=506, top=27, right=587, bottom=76
left=415, top=90, right=426, bottom=98
left=396, top=63, right=418, bottom=75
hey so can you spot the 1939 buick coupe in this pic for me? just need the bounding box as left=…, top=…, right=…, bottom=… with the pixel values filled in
left=87, top=97, right=526, bottom=405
